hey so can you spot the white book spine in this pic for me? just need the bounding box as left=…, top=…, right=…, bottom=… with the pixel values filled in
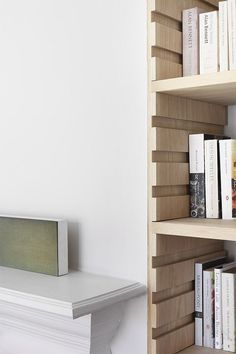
left=220, top=140, right=232, bottom=219
left=195, top=263, right=203, bottom=346
left=215, top=268, right=223, bottom=349
left=183, top=8, right=200, bottom=76
left=200, top=11, right=219, bottom=74
left=203, top=271, right=214, bottom=348
left=222, top=273, right=236, bottom=352
left=219, top=1, right=229, bottom=71
left=205, top=140, right=219, bottom=218
left=228, top=0, right=236, bottom=70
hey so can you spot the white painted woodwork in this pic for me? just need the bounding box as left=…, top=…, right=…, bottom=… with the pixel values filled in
left=0, top=267, right=145, bottom=318
left=0, top=267, right=146, bottom=354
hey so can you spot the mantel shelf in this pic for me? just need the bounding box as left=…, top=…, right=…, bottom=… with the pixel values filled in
left=152, top=218, right=236, bottom=241
left=151, top=71, right=236, bottom=105
left=0, top=267, right=146, bottom=319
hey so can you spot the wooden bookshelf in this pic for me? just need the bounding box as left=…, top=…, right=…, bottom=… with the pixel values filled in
left=151, top=71, right=236, bottom=105
left=147, top=0, right=234, bottom=354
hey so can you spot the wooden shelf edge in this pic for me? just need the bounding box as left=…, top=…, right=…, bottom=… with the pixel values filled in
left=179, top=345, right=228, bottom=353
left=151, top=71, right=236, bottom=105
left=152, top=218, right=236, bottom=241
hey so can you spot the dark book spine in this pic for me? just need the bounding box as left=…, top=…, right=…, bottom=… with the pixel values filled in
left=189, top=134, right=206, bottom=218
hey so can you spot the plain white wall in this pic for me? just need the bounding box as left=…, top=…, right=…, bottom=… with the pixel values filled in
left=0, top=1, right=147, bottom=353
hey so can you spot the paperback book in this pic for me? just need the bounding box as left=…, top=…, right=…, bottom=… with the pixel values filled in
left=183, top=7, right=203, bottom=76
left=195, top=254, right=226, bottom=346
left=219, top=139, right=236, bottom=219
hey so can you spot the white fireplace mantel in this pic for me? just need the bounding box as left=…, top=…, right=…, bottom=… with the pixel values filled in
left=0, top=267, right=146, bottom=354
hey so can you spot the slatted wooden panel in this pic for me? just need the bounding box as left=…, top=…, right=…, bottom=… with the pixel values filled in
left=147, top=1, right=223, bottom=354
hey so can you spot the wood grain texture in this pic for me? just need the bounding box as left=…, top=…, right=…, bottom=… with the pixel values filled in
left=179, top=345, right=226, bottom=354
left=154, top=322, right=195, bottom=354
left=152, top=314, right=194, bottom=340
left=152, top=116, right=224, bottom=135
left=152, top=218, right=236, bottom=241
left=154, top=250, right=226, bottom=292
left=151, top=0, right=217, bottom=22
left=153, top=93, right=227, bottom=126
left=153, top=127, right=189, bottom=153
left=152, top=162, right=189, bottom=186
left=155, top=235, right=223, bottom=256
left=153, top=185, right=189, bottom=198
left=151, top=22, right=182, bottom=55
left=153, top=291, right=194, bottom=327
left=153, top=195, right=189, bottom=221
left=151, top=58, right=182, bottom=80
left=152, top=151, right=188, bottom=163
left=154, top=242, right=224, bottom=267
left=152, top=71, right=236, bottom=105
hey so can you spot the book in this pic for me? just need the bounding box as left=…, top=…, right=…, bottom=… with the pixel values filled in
left=219, top=139, right=236, bottom=219
left=189, top=134, right=215, bottom=218
left=199, top=11, right=219, bottom=74
left=195, top=255, right=226, bottom=346
left=203, top=268, right=215, bottom=348
left=0, top=215, right=68, bottom=276
left=183, top=8, right=203, bottom=76
left=215, top=262, right=236, bottom=349
left=228, top=0, right=236, bottom=70
left=222, top=268, right=236, bottom=352
left=205, top=140, right=221, bottom=219
left=219, top=1, right=229, bottom=72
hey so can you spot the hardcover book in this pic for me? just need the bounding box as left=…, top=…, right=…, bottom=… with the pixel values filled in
left=199, top=11, right=219, bottom=74
left=183, top=7, right=204, bottom=76
left=222, top=268, right=236, bottom=352
left=0, top=215, right=68, bottom=276
left=219, top=140, right=236, bottom=219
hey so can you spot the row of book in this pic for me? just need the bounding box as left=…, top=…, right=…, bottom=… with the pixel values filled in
left=195, top=255, right=236, bottom=351
left=189, top=134, right=236, bottom=219
left=183, top=1, right=236, bottom=76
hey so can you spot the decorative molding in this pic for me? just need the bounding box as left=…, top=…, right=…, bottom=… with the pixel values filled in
left=0, top=268, right=146, bottom=319
left=0, top=300, right=125, bottom=354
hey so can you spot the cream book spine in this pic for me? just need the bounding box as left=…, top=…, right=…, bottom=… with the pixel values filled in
left=219, top=1, right=229, bottom=71
left=222, top=271, right=236, bottom=352
left=183, top=8, right=203, bottom=76
left=200, top=11, right=219, bottom=74
left=205, top=140, right=219, bottom=218
left=228, top=0, right=236, bottom=70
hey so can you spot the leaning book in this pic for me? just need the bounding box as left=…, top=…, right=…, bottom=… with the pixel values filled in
left=0, top=215, right=68, bottom=276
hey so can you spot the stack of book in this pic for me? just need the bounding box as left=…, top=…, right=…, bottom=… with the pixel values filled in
left=183, top=1, right=236, bottom=76
left=189, top=134, right=236, bottom=219
left=195, top=255, right=236, bottom=351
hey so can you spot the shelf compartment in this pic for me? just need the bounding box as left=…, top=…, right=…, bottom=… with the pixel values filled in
left=151, top=71, right=236, bottom=105
left=152, top=218, right=236, bottom=241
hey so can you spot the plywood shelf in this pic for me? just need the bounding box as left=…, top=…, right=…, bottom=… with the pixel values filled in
left=151, top=71, right=236, bottom=105
left=152, top=218, right=236, bottom=241
left=179, top=345, right=227, bottom=353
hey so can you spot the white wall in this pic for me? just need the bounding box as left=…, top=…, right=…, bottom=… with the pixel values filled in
left=0, top=1, right=147, bottom=353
